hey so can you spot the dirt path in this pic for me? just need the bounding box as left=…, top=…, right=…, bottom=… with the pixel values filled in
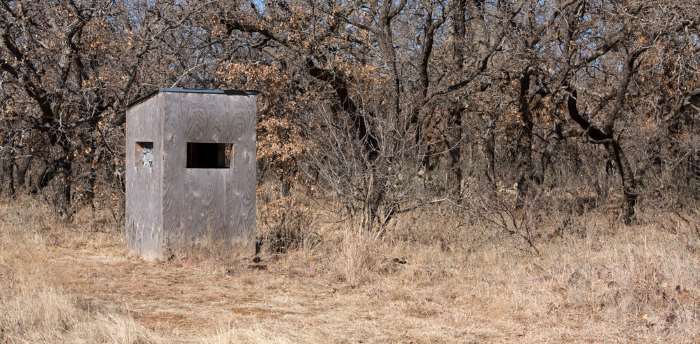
left=0, top=202, right=521, bottom=343
left=44, top=242, right=499, bottom=343
left=47, top=246, right=333, bottom=339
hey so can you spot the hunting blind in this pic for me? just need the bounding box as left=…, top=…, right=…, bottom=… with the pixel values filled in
left=125, top=88, right=257, bottom=260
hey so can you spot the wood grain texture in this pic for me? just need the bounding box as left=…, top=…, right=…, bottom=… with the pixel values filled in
left=126, top=91, right=256, bottom=260
left=125, top=94, right=165, bottom=260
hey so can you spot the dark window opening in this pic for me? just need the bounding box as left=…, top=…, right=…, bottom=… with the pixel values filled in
left=135, top=142, right=154, bottom=168
left=187, top=142, right=233, bottom=169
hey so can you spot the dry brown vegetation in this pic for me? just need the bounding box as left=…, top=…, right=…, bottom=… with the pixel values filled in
left=1, top=0, right=698, bottom=225
left=1, top=1, right=700, bottom=343
left=2, top=198, right=699, bottom=343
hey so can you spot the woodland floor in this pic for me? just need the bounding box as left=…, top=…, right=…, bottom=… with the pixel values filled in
left=1, top=199, right=700, bottom=343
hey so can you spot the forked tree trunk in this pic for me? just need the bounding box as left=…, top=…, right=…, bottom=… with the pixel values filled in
left=567, top=88, right=638, bottom=224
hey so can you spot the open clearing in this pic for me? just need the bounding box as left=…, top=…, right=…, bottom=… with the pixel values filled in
left=1, top=201, right=699, bottom=343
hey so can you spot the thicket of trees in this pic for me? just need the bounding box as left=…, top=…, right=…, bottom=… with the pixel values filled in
left=1, top=0, right=698, bottom=229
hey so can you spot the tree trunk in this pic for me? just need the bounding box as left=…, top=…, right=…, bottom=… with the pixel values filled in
left=13, top=155, right=31, bottom=193
left=515, top=70, right=534, bottom=209
left=566, top=88, right=638, bottom=224
left=57, top=157, right=73, bottom=221
left=607, top=140, right=637, bottom=224
left=483, top=117, right=497, bottom=189
left=446, top=104, right=464, bottom=198
left=446, top=0, right=467, bottom=199
left=0, top=147, right=14, bottom=197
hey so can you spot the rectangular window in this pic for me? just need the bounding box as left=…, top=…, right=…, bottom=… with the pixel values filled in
left=186, top=142, right=233, bottom=169
left=135, top=142, right=154, bottom=168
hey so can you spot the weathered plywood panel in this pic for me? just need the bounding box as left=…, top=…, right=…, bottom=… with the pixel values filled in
left=125, top=94, right=164, bottom=260
left=161, top=92, right=257, bottom=253
left=182, top=169, right=227, bottom=241
left=227, top=112, right=257, bottom=239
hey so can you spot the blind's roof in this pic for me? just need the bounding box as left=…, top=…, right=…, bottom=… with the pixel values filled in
left=127, top=88, right=258, bottom=108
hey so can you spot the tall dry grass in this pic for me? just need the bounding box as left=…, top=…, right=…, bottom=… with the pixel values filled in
left=0, top=201, right=159, bottom=344
left=264, top=198, right=700, bottom=342
left=1, top=197, right=699, bottom=343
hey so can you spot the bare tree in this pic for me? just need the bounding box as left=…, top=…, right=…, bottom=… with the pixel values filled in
left=0, top=0, right=697, bottom=230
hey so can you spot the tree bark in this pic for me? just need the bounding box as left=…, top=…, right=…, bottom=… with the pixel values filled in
left=515, top=69, right=534, bottom=209
left=483, top=117, right=497, bottom=189
left=607, top=141, right=637, bottom=224
left=0, top=146, right=14, bottom=198
left=567, top=88, right=638, bottom=224
left=446, top=0, right=467, bottom=198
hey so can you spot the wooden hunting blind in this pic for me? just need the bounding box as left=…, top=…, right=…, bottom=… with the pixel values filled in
left=125, top=88, right=257, bottom=260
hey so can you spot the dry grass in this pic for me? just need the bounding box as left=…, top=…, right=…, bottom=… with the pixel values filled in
left=0, top=202, right=159, bottom=344
left=1, top=198, right=699, bottom=343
